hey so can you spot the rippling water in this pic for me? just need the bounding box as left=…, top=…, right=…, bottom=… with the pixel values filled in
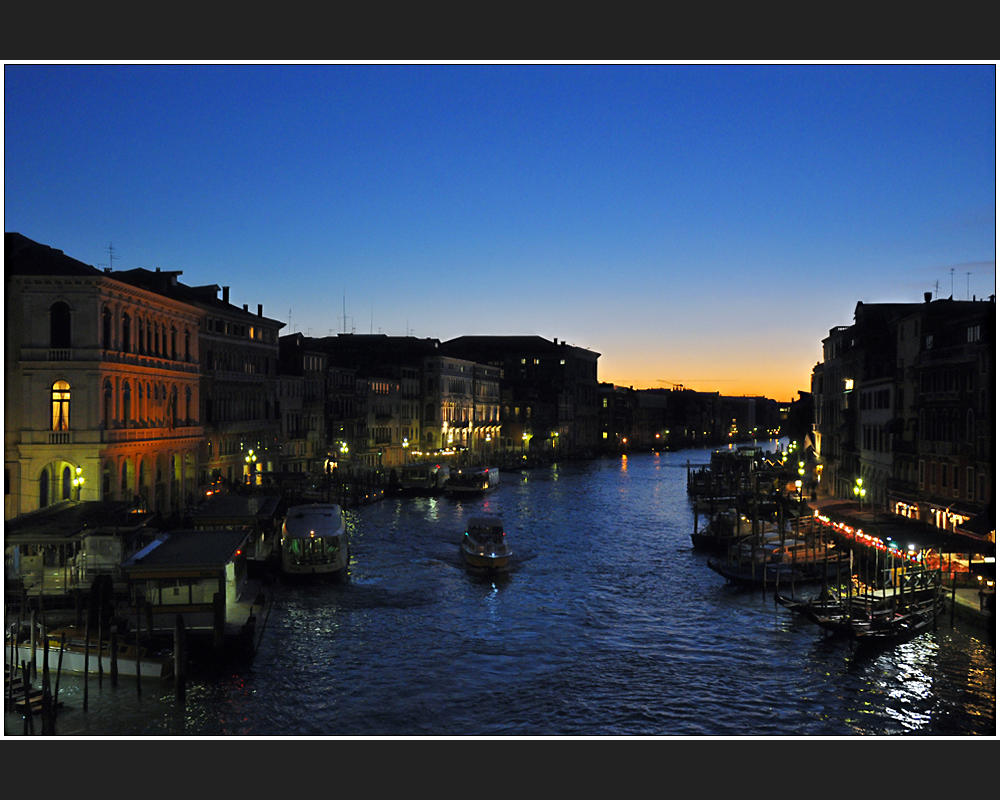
left=8, top=446, right=995, bottom=737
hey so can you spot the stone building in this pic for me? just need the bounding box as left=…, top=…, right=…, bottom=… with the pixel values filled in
left=107, top=269, right=284, bottom=491
left=811, top=294, right=994, bottom=542
left=6, top=233, right=203, bottom=518
left=441, top=335, right=601, bottom=456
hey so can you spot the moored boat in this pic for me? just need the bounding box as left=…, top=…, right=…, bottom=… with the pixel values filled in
left=691, top=508, right=752, bottom=552
left=775, top=566, right=944, bottom=649
left=460, top=515, right=512, bottom=570
left=447, top=467, right=500, bottom=496
left=399, top=462, right=450, bottom=494
left=708, top=535, right=850, bottom=587
left=5, top=624, right=173, bottom=679
left=280, top=503, right=349, bottom=579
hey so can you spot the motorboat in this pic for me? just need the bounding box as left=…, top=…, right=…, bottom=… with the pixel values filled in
left=460, top=515, right=512, bottom=570
left=280, top=503, right=349, bottom=579
left=5, top=624, right=173, bottom=679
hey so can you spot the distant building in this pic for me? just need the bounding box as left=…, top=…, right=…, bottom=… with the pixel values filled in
left=277, top=333, right=328, bottom=475
left=441, top=336, right=601, bottom=456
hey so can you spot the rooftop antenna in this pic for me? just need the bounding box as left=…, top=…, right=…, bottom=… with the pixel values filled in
left=950, top=267, right=955, bottom=298
left=342, top=289, right=348, bottom=334
left=934, top=280, right=940, bottom=299
left=967, top=272, right=972, bottom=300
left=100, top=242, right=117, bottom=271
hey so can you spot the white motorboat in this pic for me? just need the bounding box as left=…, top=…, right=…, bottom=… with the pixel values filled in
left=461, top=515, right=512, bottom=570
left=280, top=503, right=349, bottom=579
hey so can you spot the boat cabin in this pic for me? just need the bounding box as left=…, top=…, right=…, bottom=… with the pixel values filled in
left=466, top=516, right=506, bottom=545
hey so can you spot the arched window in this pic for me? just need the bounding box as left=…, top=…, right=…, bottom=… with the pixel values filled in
left=103, top=379, right=114, bottom=428
left=122, top=312, right=131, bottom=353
left=62, top=466, right=72, bottom=500
left=170, top=386, right=179, bottom=427
left=122, top=381, right=132, bottom=427
left=102, top=307, right=113, bottom=350
left=51, top=381, right=71, bottom=431
left=185, top=386, right=193, bottom=425
left=170, top=326, right=177, bottom=360
left=50, top=302, right=71, bottom=349
left=184, top=329, right=191, bottom=362
left=39, top=470, right=49, bottom=508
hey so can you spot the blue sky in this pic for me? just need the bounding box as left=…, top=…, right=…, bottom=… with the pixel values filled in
left=5, top=63, right=996, bottom=401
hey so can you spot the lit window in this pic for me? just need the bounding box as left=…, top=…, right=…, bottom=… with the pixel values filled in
left=51, top=381, right=71, bottom=431
left=844, top=378, right=854, bottom=392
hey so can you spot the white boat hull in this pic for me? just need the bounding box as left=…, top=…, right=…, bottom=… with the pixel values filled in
left=6, top=641, right=173, bottom=679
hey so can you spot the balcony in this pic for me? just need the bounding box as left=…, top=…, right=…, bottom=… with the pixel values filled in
left=105, top=425, right=204, bottom=443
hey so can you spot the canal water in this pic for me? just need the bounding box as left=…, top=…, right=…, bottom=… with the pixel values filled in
left=7, top=444, right=995, bottom=737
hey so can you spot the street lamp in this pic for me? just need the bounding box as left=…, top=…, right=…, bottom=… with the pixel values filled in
left=245, top=448, right=258, bottom=485
left=853, top=477, right=866, bottom=511
left=72, top=466, right=84, bottom=501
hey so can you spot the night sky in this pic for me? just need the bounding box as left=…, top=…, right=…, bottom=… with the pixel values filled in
left=5, top=63, right=995, bottom=400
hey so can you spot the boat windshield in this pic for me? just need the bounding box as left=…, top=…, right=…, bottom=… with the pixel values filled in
left=469, top=525, right=504, bottom=543
left=286, top=535, right=341, bottom=565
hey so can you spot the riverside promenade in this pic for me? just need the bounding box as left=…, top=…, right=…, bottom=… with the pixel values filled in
left=803, top=489, right=995, bottom=633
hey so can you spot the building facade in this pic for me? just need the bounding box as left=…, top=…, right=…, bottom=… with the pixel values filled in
left=6, top=233, right=204, bottom=518
left=812, top=295, right=994, bottom=542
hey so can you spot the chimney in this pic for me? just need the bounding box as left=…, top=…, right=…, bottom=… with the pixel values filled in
left=924, top=292, right=932, bottom=303
left=258, top=303, right=263, bottom=317
left=223, top=286, right=230, bottom=304
left=243, top=304, right=248, bottom=312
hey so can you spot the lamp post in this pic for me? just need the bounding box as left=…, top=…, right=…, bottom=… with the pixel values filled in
left=853, top=477, right=865, bottom=512
left=245, top=449, right=258, bottom=486
left=795, top=479, right=803, bottom=538
left=72, top=466, right=84, bottom=501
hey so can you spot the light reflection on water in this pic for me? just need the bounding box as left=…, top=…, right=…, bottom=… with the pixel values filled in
left=6, top=445, right=995, bottom=737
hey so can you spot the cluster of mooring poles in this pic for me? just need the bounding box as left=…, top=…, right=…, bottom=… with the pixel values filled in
left=6, top=587, right=191, bottom=735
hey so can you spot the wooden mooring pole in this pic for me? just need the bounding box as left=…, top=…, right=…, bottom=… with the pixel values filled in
left=135, top=615, right=142, bottom=699
left=21, top=660, right=33, bottom=735
left=110, top=630, right=119, bottom=687
left=950, top=573, right=957, bottom=627
left=174, top=614, right=186, bottom=704
left=83, top=604, right=90, bottom=712
left=29, top=609, right=37, bottom=682
left=54, top=632, right=65, bottom=716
